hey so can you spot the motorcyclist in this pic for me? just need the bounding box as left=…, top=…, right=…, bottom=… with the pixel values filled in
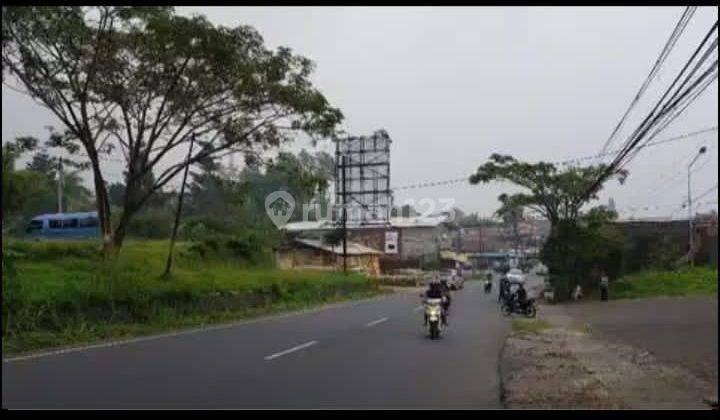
left=498, top=276, right=510, bottom=303
left=512, top=283, right=528, bottom=309
left=423, top=282, right=448, bottom=326
left=439, top=279, right=452, bottom=309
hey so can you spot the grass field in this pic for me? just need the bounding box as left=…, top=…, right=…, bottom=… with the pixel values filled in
left=610, top=266, right=718, bottom=299
left=511, top=318, right=552, bottom=334
left=2, top=239, right=382, bottom=355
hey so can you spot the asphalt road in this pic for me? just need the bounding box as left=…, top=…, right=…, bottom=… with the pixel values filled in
left=3, top=279, right=510, bottom=409
left=560, top=295, right=718, bottom=390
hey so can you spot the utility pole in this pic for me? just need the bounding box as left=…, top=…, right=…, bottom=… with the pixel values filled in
left=341, top=155, right=348, bottom=275
left=687, top=146, right=707, bottom=267
left=164, top=134, right=196, bottom=279
left=57, top=158, right=64, bottom=213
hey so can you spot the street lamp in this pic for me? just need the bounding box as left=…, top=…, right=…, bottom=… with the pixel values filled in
left=687, top=146, right=707, bottom=267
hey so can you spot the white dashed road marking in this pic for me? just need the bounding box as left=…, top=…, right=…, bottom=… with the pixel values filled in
left=365, top=317, right=389, bottom=327
left=264, top=341, right=318, bottom=361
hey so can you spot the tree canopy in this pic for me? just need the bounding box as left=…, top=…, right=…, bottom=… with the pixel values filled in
left=469, top=153, right=627, bottom=225
left=3, top=6, right=343, bottom=254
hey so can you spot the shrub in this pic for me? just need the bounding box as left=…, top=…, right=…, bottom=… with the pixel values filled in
left=185, top=232, right=271, bottom=266
left=3, top=239, right=100, bottom=260
left=126, top=210, right=174, bottom=239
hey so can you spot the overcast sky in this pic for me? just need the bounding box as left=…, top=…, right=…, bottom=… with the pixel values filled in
left=2, top=6, right=718, bottom=219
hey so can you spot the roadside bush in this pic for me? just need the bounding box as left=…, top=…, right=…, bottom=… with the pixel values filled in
left=547, top=273, right=572, bottom=302
left=541, top=217, right=625, bottom=300
left=179, top=219, right=210, bottom=241
left=126, top=210, right=174, bottom=239
left=610, top=266, right=717, bottom=299
left=622, top=234, right=685, bottom=272
left=646, top=240, right=684, bottom=270
left=3, top=238, right=101, bottom=260
left=185, top=232, right=272, bottom=266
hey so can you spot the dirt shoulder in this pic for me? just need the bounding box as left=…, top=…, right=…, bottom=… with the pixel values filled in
left=500, top=305, right=716, bottom=409
left=561, top=295, right=718, bottom=388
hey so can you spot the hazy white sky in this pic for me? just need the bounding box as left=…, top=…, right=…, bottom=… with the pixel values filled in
left=3, top=6, right=718, bottom=219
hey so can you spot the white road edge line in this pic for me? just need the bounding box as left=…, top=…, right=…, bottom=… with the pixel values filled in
left=414, top=305, right=423, bottom=312
left=365, top=317, right=389, bottom=327
left=264, top=341, right=318, bottom=361
left=3, top=293, right=403, bottom=364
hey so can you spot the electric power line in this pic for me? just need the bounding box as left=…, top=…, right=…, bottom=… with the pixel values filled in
left=598, top=6, right=697, bottom=155
left=624, top=141, right=716, bottom=207
left=584, top=20, right=719, bottom=199
left=392, top=126, right=717, bottom=191
left=611, top=25, right=719, bottom=172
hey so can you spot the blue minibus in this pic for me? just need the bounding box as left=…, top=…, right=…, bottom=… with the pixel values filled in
left=25, top=211, right=101, bottom=239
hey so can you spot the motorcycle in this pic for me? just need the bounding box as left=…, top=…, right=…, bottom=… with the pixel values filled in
left=422, top=297, right=445, bottom=340
left=501, top=297, right=537, bottom=318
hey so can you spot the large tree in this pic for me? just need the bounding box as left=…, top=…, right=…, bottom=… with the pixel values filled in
left=470, top=154, right=627, bottom=292
left=2, top=139, right=44, bottom=225
left=3, top=6, right=343, bottom=255
left=470, top=154, right=627, bottom=226
left=495, top=193, right=525, bottom=251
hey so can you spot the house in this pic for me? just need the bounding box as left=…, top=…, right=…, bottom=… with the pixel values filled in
left=282, top=215, right=450, bottom=271
left=275, top=238, right=381, bottom=276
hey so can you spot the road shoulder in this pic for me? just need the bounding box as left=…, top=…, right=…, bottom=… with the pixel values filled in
left=499, top=304, right=715, bottom=409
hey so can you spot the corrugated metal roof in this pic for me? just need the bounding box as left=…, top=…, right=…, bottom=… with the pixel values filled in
left=294, top=238, right=381, bottom=255
left=282, top=215, right=447, bottom=232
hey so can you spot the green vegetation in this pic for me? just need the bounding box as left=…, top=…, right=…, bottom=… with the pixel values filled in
left=610, top=266, right=718, bottom=299
left=469, top=154, right=628, bottom=301
left=511, top=318, right=552, bottom=334
left=2, top=239, right=382, bottom=355
left=4, top=6, right=343, bottom=255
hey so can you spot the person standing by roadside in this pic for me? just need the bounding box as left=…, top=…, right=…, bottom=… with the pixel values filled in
left=600, top=272, right=609, bottom=301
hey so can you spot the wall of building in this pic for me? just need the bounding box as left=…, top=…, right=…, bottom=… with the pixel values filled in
left=614, top=217, right=718, bottom=267
left=275, top=247, right=380, bottom=276
left=400, top=226, right=442, bottom=260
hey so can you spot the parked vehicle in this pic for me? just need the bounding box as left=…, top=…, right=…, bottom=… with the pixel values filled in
left=501, top=297, right=537, bottom=318
left=439, top=268, right=464, bottom=290
left=506, top=268, right=525, bottom=284
left=25, top=212, right=100, bottom=239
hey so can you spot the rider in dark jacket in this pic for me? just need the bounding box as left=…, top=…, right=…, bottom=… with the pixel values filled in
left=513, top=283, right=528, bottom=307
left=439, top=280, right=452, bottom=308
left=424, top=282, right=443, bottom=299
left=498, top=276, right=510, bottom=303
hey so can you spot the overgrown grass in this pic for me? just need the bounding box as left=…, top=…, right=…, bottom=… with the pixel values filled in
left=610, top=266, right=718, bottom=299
left=511, top=318, right=552, bottom=334
left=2, top=238, right=382, bottom=355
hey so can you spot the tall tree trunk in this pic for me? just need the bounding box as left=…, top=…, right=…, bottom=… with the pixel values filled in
left=111, top=210, right=133, bottom=251
left=88, top=155, right=114, bottom=257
